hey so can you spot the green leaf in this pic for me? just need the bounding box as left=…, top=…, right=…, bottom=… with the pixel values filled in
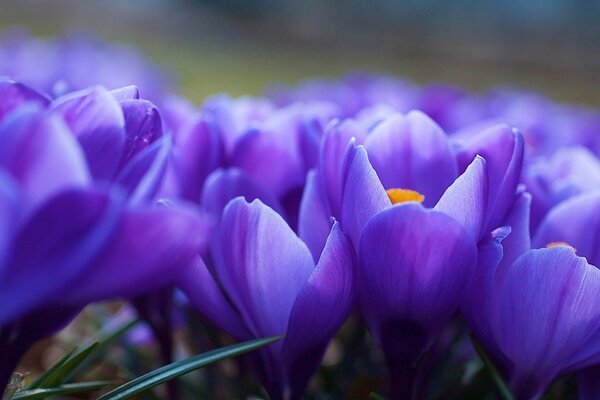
left=28, top=342, right=99, bottom=389
left=368, top=392, right=386, bottom=400
left=470, top=334, right=515, bottom=400
left=26, top=347, right=78, bottom=389
left=65, top=318, right=138, bottom=381
left=13, top=381, right=115, bottom=400
left=98, top=336, right=283, bottom=400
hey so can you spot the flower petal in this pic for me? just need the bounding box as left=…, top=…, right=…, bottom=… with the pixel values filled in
left=282, top=222, right=355, bottom=397
left=63, top=202, right=210, bottom=304
left=533, top=191, right=600, bottom=266
left=490, top=248, right=600, bottom=397
left=0, top=80, right=49, bottom=122
left=364, top=111, right=458, bottom=206
left=0, top=108, right=90, bottom=213
left=434, top=155, right=488, bottom=240
left=51, top=86, right=125, bottom=180
left=176, top=257, right=252, bottom=339
left=0, top=189, right=121, bottom=325
left=212, top=198, right=315, bottom=339
left=201, top=168, right=284, bottom=220
left=298, top=169, right=332, bottom=262
left=358, top=203, right=477, bottom=339
left=341, top=144, right=390, bottom=249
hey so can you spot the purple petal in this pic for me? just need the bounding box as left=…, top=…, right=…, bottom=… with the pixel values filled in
left=168, top=118, right=223, bottom=202
left=282, top=222, right=355, bottom=397
left=231, top=127, right=304, bottom=197
left=118, top=99, right=163, bottom=172
left=0, top=171, right=19, bottom=270
left=63, top=202, right=210, bottom=304
left=298, top=169, right=332, bottom=262
left=0, top=80, right=50, bottom=122
left=320, top=119, right=366, bottom=217
left=201, top=168, right=284, bottom=220
left=110, top=85, right=140, bottom=101
left=212, top=198, right=315, bottom=339
left=0, top=189, right=121, bottom=325
left=455, top=124, right=524, bottom=232
left=533, top=191, right=600, bottom=266
left=176, top=257, right=252, bottom=339
left=0, top=108, right=90, bottom=213
left=364, top=111, right=458, bottom=206
left=358, top=203, right=477, bottom=339
left=340, top=145, right=390, bottom=249
left=490, top=248, right=600, bottom=398
left=51, top=86, right=125, bottom=180
left=114, top=135, right=172, bottom=204
left=434, top=155, right=488, bottom=240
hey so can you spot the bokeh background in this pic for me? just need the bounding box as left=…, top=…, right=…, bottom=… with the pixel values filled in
left=2, top=0, right=600, bottom=104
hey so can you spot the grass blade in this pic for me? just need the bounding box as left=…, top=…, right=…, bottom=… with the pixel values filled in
left=28, top=343, right=99, bottom=389
left=98, top=336, right=282, bottom=400
left=470, top=334, right=515, bottom=400
left=13, top=381, right=115, bottom=400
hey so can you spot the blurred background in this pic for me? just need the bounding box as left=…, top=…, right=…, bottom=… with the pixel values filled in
left=1, top=0, right=599, bottom=104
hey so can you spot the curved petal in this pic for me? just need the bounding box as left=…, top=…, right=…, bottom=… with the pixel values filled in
left=0, top=171, right=20, bottom=271
left=64, top=202, right=211, bottom=304
left=170, top=117, right=223, bottom=201
left=319, top=119, right=366, bottom=217
left=533, top=191, right=600, bottom=266
left=434, top=155, right=488, bottom=240
left=282, top=222, right=355, bottom=398
left=201, top=168, right=284, bottom=221
left=213, top=198, right=315, bottom=339
left=231, top=127, right=303, bottom=197
left=114, top=135, right=172, bottom=204
left=364, top=111, right=458, bottom=206
left=341, top=145, right=390, bottom=249
left=51, top=86, right=125, bottom=180
left=0, top=109, right=90, bottom=213
left=174, top=257, right=252, bottom=339
left=0, top=189, right=121, bottom=325
left=118, top=99, right=163, bottom=172
left=0, top=80, right=50, bottom=122
left=110, top=85, right=140, bottom=101
left=298, top=169, right=332, bottom=262
left=497, top=189, right=531, bottom=272
left=455, top=124, right=524, bottom=232
left=490, top=248, right=600, bottom=398
left=358, top=203, right=477, bottom=339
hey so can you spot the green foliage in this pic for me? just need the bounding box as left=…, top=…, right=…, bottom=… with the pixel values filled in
left=98, top=336, right=282, bottom=400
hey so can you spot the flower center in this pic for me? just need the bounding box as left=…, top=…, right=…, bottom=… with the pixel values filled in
left=386, top=188, right=425, bottom=205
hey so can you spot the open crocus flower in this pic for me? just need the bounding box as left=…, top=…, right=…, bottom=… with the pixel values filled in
left=0, top=81, right=209, bottom=394
left=299, top=110, right=523, bottom=260
left=180, top=198, right=354, bottom=400
left=337, top=143, right=480, bottom=398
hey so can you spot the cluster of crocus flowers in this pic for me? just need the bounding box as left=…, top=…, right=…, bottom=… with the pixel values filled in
left=3, top=32, right=600, bottom=400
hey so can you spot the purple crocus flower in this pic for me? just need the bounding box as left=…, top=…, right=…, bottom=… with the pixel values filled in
left=0, top=29, right=172, bottom=101
left=486, top=246, right=600, bottom=400
left=524, top=146, right=600, bottom=232
left=0, top=80, right=209, bottom=393
left=180, top=198, right=354, bottom=400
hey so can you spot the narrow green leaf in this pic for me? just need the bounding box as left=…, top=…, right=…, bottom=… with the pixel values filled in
left=368, top=392, right=386, bottom=400
left=27, top=347, right=78, bottom=389
left=470, top=334, right=515, bottom=400
left=30, top=342, right=99, bottom=389
left=13, top=381, right=115, bottom=400
left=65, top=318, right=138, bottom=381
left=98, top=336, right=283, bottom=400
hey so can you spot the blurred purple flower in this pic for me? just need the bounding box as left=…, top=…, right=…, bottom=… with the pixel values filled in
left=0, top=29, right=173, bottom=101
left=0, top=79, right=209, bottom=393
